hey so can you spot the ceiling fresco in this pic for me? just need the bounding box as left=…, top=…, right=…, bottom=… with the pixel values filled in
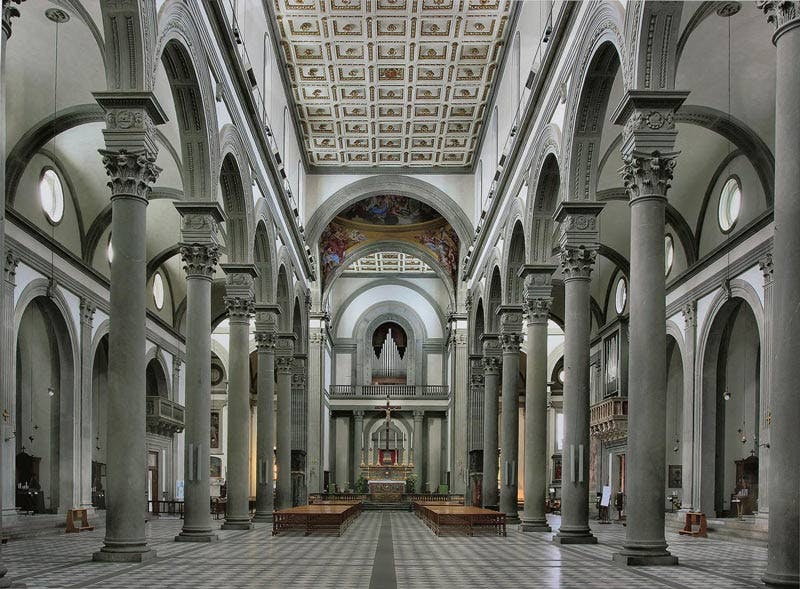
left=320, top=195, right=459, bottom=283
left=272, top=0, right=514, bottom=169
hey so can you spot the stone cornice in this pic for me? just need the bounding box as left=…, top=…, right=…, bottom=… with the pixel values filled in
left=174, top=202, right=226, bottom=245
left=93, top=91, right=167, bottom=155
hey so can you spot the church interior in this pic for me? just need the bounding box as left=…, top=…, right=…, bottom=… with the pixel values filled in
left=0, top=0, right=798, bottom=587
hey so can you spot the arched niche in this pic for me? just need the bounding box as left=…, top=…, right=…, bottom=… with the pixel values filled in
left=253, top=220, right=276, bottom=303
left=90, top=333, right=109, bottom=508
left=503, top=220, right=526, bottom=304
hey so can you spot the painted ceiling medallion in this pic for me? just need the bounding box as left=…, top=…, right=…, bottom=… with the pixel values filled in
left=273, top=0, right=513, bottom=168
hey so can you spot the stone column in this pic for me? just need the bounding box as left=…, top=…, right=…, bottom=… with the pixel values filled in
left=306, top=314, right=327, bottom=494
left=448, top=314, right=469, bottom=495
left=680, top=303, right=697, bottom=512
left=173, top=203, right=224, bottom=542
left=412, top=410, right=425, bottom=490
left=758, top=3, right=800, bottom=585
left=291, top=353, right=307, bottom=505
left=220, top=264, right=258, bottom=530
left=757, top=254, right=773, bottom=517
left=467, top=354, right=485, bottom=505
left=275, top=334, right=295, bottom=509
left=92, top=92, right=165, bottom=563
left=611, top=90, right=687, bottom=565
left=498, top=306, right=523, bottom=523
left=519, top=265, right=557, bottom=532
left=79, top=300, right=96, bottom=509
left=0, top=251, right=17, bottom=520
left=253, top=305, right=279, bottom=522
left=353, top=411, right=364, bottom=485
left=552, top=201, right=604, bottom=545
left=481, top=334, right=501, bottom=510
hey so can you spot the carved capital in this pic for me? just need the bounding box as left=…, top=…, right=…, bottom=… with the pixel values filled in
left=276, top=355, right=295, bottom=374
left=554, top=202, right=604, bottom=253
left=758, top=1, right=800, bottom=40
left=254, top=331, right=277, bottom=352
left=175, top=202, right=225, bottom=246
left=79, top=299, right=96, bottom=326
left=620, top=150, right=678, bottom=202
left=353, top=410, right=365, bottom=420
left=2, top=0, right=23, bottom=38
left=99, top=149, right=161, bottom=202
left=413, top=410, right=425, bottom=420
left=180, top=244, right=220, bottom=279
left=497, top=305, right=524, bottom=335
left=524, top=297, right=553, bottom=324
left=4, top=249, right=19, bottom=284
left=559, top=245, right=597, bottom=281
left=500, top=332, right=523, bottom=353
left=310, top=330, right=326, bottom=345
left=482, top=356, right=502, bottom=375
left=759, top=254, right=774, bottom=287
left=681, top=302, right=695, bottom=330
left=224, top=296, right=254, bottom=321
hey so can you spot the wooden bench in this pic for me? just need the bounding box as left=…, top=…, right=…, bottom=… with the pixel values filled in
left=272, top=502, right=362, bottom=536
left=65, top=508, right=94, bottom=533
left=413, top=502, right=506, bottom=537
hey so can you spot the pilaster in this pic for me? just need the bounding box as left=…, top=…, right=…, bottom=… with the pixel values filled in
left=275, top=333, right=296, bottom=510
left=757, top=254, right=773, bottom=517
left=0, top=250, right=17, bottom=517
left=480, top=334, right=501, bottom=509
left=78, top=299, right=95, bottom=509
left=253, top=305, right=279, bottom=522
left=447, top=312, right=469, bottom=495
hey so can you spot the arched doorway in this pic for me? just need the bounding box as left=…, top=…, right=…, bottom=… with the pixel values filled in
left=665, top=335, right=684, bottom=507
left=700, top=297, right=761, bottom=517
left=91, top=334, right=110, bottom=509
left=15, top=296, right=75, bottom=513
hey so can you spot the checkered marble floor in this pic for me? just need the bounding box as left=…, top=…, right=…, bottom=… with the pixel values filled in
left=1, top=513, right=768, bottom=588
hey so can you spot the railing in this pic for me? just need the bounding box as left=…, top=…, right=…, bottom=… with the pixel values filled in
left=327, top=385, right=449, bottom=400
left=147, top=499, right=184, bottom=517
left=589, top=397, right=628, bottom=442
left=145, top=396, right=185, bottom=437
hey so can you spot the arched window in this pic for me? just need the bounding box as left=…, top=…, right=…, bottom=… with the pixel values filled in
left=665, top=234, right=675, bottom=277
left=475, top=160, right=484, bottom=225
left=492, top=106, right=499, bottom=166
left=262, top=32, right=272, bottom=118
left=512, top=31, right=521, bottom=121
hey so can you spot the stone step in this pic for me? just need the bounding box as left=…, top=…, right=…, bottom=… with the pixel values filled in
left=363, top=502, right=412, bottom=511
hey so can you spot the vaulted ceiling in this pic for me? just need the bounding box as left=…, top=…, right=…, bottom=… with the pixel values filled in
left=271, top=0, right=514, bottom=170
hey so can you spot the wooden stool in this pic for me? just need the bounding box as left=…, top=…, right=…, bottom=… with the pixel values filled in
left=65, top=508, right=94, bottom=533
left=678, top=511, right=707, bottom=538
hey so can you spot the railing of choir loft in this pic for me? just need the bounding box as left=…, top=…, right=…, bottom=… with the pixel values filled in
left=327, top=385, right=449, bottom=400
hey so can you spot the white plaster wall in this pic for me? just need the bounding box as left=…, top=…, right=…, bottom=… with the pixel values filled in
left=426, top=354, right=443, bottom=386
left=336, top=285, right=443, bottom=339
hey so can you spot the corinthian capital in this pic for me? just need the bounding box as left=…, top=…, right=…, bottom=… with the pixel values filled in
left=221, top=264, right=258, bottom=322
left=620, top=151, right=678, bottom=202
left=2, top=0, right=24, bottom=38
left=224, top=296, right=254, bottom=321
left=276, top=355, right=295, bottom=374
left=758, top=1, right=799, bottom=36
left=180, top=244, right=220, bottom=279
left=482, top=356, right=501, bottom=375
left=254, top=331, right=277, bottom=352
left=559, top=245, right=597, bottom=281
left=99, top=149, right=161, bottom=201
left=500, top=332, right=523, bottom=353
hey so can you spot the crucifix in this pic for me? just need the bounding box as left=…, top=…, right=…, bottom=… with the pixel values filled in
left=375, top=397, right=401, bottom=453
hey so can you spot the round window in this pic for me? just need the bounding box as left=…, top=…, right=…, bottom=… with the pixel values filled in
left=106, top=234, right=114, bottom=264
left=39, top=168, right=64, bottom=224
left=718, top=177, right=742, bottom=233
left=614, top=277, right=627, bottom=315
left=152, top=272, right=165, bottom=310
left=665, top=234, right=674, bottom=277
left=558, top=369, right=565, bottom=384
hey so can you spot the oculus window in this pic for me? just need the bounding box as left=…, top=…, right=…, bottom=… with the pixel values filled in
left=152, top=272, right=165, bottom=310
left=718, top=176, right=742, bottom=233
left=106, top=234, right=114, bottom=264
left=614, top=277, right=627, bottom=315
left=39, top=168, right=64, bottom=224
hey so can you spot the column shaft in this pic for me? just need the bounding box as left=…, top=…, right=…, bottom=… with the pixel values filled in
left=761, top=3, right=800, bottom=585
left=413, top=412, right=424, bottom=490
left=498, top=307, right=523, bottom=523
left=353, top=412, right=364, bottom=485
left=253, top=308, right=278, bottom=521
left=481, top=339, right=500, bottom=510
left=275, top=336, right=295, bottom=509
left=79, top=301, right=95, bottom=509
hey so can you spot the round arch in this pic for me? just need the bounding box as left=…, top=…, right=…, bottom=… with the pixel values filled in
left=253, top=220, right=277, bottom=303
left=275, top=262, right=292, bottom=332
left=219, top=124, right=256, bottom=263
left=501, top=215, right=526, bottom=304
left=484, top=264, right=503, bottom=333
left=525, top=134, right=562, bottom=264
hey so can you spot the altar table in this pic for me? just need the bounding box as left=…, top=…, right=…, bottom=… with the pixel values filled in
left=367, top=479, right=406, bottom=495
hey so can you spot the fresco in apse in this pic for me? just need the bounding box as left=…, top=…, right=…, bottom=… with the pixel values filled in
left=319, top=195, right=459, bottom=284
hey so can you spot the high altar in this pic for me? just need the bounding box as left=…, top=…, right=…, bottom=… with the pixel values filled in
left=362, top=446, right=413, bottom=500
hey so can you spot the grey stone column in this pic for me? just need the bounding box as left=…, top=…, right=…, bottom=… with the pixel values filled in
left=757, top=254, right=773, bottom=517
left=467, top=354, right=485, bottom=506
left=253, top=305, right=279, bottom=522
left=0, top=251, right=18, bottom=520
left=306, top=316, right=327, bottom=494
left=275, top=334, right=295, bottom=510
left=92, top=93, right=165, bottom=563
left=174, top=203, right=224, bottom=542
left=552, top=201, right=604, bottom=545
left=519, top=265, right=557, bottom=532
left=448, top=315, right=469, bottom=495
left=79, top=300, right=96, bottom=509
left=353, top=411, right=364, bottom=485
left=481, top=334, right=501, bottom=510
left=611, top=91, right=687, bottom=565
left=412, top=410, right=425, bottom=490
left=680, top=303, right=697, bottom=512
left=291, top=353, right=307, bottom=506
left=498, top=306, right=523, bottom=523
left=758, top=3, right=800, bottom=585
left=220, top=264, right=258, bottom=531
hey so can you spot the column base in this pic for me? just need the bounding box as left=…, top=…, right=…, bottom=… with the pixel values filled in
left=762, top=571, right=800, bottom=587
left=553, top=527, right=597, bottom=544
left=93, top=547, right=156, bottom=563
left=221, top=519, right=253, bottom=531
left=612, top=551, right=678, bottom=566
left=175, top=530, right=219, bottom=543
left=252, top=512, right=273, bottom=523
left=505, top=514, right=521, bottom=525
left=520, top=516, right=551, bottom=532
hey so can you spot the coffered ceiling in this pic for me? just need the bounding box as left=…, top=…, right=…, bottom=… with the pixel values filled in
left=271, top=0, right=514, bottom=170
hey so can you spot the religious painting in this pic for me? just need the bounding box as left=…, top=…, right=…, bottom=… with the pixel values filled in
left=210, top=411, right=220, bottom=450
left=668, top=464, right=682, bottom=489
left=415, top=224, right=459, bottom=280
left=552, top=454, right=562, bottom=483
left=604, top=333, right=619, bottom=396
left=319, top=221, right=367, bottom=281
left=337, top=195, right=440, bottom=225
left=210, top=456, right=222, bottom=479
